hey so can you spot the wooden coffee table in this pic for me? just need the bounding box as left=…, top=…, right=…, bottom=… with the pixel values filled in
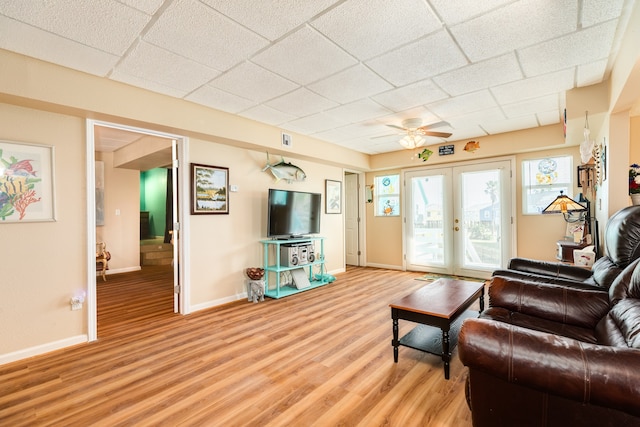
left=390, top=278, right=484, bottom=379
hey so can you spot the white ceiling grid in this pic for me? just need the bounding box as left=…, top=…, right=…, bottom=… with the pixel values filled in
left=0, top=0, right=633, bottom=154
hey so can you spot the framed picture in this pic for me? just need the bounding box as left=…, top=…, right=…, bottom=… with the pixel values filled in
left=190, top=163, right=229, bottom=215
left=0, top=140, right=56, bottom=223
left=325, top=179, right=342, bottom=214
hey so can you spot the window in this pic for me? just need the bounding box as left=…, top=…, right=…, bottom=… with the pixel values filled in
left=522, top=156, right=573, bottom=214
left=374, top=174, right=400, bottom=216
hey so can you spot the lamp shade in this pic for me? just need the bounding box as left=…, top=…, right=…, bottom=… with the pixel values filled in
left=542, top=191, right=586, bottom=214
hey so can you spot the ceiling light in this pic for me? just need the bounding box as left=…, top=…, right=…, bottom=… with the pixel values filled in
left=399, top=134, right=425, bottom=149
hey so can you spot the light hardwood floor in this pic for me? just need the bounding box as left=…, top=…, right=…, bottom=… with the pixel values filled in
left=0, top=266, right=473, bottom=426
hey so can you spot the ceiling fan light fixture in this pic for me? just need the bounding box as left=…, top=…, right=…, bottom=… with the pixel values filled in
left=399, top=134, right=425, bottom=149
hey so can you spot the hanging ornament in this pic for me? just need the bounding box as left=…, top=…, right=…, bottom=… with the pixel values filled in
left=580, top=111, right=595, bottom=164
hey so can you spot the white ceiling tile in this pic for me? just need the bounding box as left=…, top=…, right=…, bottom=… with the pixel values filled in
left=577, top=59, right=607, bottom=87
left=502, top=94, right=559, bottom=119
left=482, top=115, right=539, bottom=135
left=144, top=0, right=268, bottom=71
left=311, top=0, right=441, bottom=61
left=210, top=62, right=298, bottom=103
left=366, top=30, right=468, bottom=86
left=372, top=80, right=449, bottom=112
left=433, top=53, right=523, bottom=96
left=0, top=0, right=150, bottom=55
left=252, top=26, right=358, bottom=85
left=537, top=110, right=561, bottom=126
left=282, top=113, right=348, bottom=134
left=429, top=0, right=513, bottom=26
left=266, top=88, right=338, bottom=117
left=581, top=0, right=624, bottom=27
left=519, top=21, right=617, bottom=78
left=186, top=85, right=256, bottom=114
left=118, top=0, right=164, bottom=15
left=0, top=16, right=119, bottom=76
left=446, top=107, right=506, bottom=129
left=324, top=99, right=392, bottom=123
left=114, top=41, right=219, bottom=93
left=239, top=105, right=298, bottom=126
left=491, top=69, right=575, bottom=105
left=450, top=0, right=577, bottom=62
left=445, top=125, right=488, bottom=141
left=201, top=0, right=339, bottom=41
left=307, top=64, right=393, bottom=104
left=376, top=107, right=440, bottom=127
left=110, top=70, right=190, bottom=98
left=427, top=90, right=498, bottom=118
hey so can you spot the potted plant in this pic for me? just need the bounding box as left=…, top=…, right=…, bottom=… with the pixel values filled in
left=630, top=164, right=640, bottom=205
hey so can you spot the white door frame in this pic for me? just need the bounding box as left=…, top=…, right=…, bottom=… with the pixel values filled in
left=85, top=119, right=190, bottom=342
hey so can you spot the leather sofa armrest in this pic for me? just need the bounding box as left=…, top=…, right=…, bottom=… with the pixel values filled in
left=459, top=318, right=640, bottom=418
left=507, top=257, right=593, bottom=281
left=488, top=276, right=609, bottom=328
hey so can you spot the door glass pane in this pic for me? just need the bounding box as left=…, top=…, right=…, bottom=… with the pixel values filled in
left=409, top=175, right=445, bottom=266
left=460, top=170, right=502, bottom=269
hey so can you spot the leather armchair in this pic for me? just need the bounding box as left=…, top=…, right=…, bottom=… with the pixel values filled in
left=459, top=258, right=640, bottom=426
left=493, top=205, right=640, bottom=291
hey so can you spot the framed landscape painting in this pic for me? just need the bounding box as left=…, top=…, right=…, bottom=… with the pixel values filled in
left=191, top=163, right=229, bottom=214
left=0, top=140, right=56, bottom=223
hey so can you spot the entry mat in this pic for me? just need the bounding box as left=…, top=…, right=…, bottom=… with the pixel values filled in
left=416, top=273, right=485, bottom=283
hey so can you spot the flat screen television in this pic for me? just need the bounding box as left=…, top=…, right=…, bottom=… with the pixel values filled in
left=267, top=189, right=321, bottom=238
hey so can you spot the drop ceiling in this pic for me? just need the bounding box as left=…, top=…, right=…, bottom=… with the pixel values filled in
left=0, top=0, right=634, bottom=154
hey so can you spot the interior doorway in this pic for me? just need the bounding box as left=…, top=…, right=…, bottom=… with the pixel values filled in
left=344, top=171, right=365, bottom=266
left=86, top=120, right=188, bottom=341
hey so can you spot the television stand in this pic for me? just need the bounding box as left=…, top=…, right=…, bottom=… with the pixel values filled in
left=260, top=237, right=327, bottom=298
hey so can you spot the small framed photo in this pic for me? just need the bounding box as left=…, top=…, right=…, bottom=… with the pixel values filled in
left=191, top=163, right=229, bottom=215
left=325, top=179, right=342, bottom=214
left=0, top=140, right=56, bottom=223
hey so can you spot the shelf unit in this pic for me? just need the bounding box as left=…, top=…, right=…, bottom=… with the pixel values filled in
left=260, top=237, right=326, bottom=299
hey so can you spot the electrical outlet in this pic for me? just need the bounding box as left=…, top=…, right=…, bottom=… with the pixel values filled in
left=70, top=296, right=84, bottom=311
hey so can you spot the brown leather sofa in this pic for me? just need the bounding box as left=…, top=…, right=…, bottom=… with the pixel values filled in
left=492, top=205, right=640, bottom=292
left=458, top=258, right=640, bottom=426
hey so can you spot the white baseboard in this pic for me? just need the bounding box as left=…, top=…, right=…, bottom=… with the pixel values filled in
left=364, top=263, right=403, bottom=270
left=190, top=293, right=246, bottom=313
left=0, top=335, right=88, bottom=366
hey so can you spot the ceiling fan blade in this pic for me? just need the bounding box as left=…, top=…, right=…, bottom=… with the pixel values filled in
left=385, top=124, right=406, bottom=130
left=422, top=131, right=452, bottom=138
left=417, top=121, right=450, bottom=131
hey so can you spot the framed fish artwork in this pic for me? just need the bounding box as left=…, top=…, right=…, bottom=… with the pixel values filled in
left=0, top=140, right=56, bottom=223
left=190, top=163, right=229, bottom=215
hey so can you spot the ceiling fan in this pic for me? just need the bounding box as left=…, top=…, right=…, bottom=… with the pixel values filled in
left=382, top=118, right=452, bottom=149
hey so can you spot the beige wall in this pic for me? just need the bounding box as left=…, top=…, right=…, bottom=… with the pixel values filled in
left=0, top=103, right=87, bottom=355
left=95, top=151, right=141, bottom=272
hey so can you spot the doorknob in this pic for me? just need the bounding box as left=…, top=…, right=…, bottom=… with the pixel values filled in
left=454, top=227, right=459, bottom=231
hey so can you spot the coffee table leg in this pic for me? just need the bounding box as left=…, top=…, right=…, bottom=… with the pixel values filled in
left=392, top=315, right=399, bottom=363
left=442, top=329, right=450, bottom=380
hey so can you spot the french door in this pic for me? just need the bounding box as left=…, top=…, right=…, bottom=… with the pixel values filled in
left=403, top=159, right=513, bottom=278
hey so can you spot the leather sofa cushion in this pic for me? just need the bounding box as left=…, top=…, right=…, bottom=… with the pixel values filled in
left=481, top=307, right=598, bottom=343
left=488, top=276, right=610, bottom=329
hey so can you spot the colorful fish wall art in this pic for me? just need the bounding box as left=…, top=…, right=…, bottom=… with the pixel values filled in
left=262, top=153, right=306, bottom=183
left=464, top=141, right=480, bottom=153
left=418, top=148, right=433, bottom=162
left=0, top=152, right=41, bottom=220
